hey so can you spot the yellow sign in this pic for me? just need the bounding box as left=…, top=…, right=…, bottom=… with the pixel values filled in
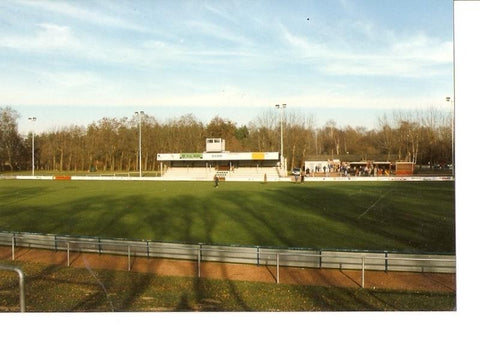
left=251, top=152, right=265, bottom=160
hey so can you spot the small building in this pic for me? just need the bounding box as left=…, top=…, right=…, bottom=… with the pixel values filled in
left=395, top=161, right=414, bottom=175
left=156, top=138, right=281, bottom=179
left=205, top=138, right=225, bottom=153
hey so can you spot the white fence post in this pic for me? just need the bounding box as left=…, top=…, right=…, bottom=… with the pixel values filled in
left=276, top=253, right=280, bottom=284
left=128, top=245, right=131, bottom=271
left=11, top=236, right=15, bottom=261
left=361, top=256, right=365, bottom=288
left=197, top=246, right=201, bottom=278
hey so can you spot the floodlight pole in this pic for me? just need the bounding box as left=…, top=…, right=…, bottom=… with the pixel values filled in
left=28, top=117, right=36, bottom=176
left=135, top=111, right=144, bottom=177
left=446, top=97, right=454, bottom=177
left=275, top=104, right=286, bottom=176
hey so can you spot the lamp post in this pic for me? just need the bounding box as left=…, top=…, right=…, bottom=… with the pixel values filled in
left=446, top=97, right=454, bottom=177
left=275, top=103, right=286, bottom=176
left=28, top=117, right=36, bottom=176
left=135, top=111, right=144, bottom=177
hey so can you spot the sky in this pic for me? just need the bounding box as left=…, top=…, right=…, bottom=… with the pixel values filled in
left=0, top=0, right=454, bottom=135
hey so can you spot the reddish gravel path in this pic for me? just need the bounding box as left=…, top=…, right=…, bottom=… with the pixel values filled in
left=0, top=246, right=455, bottom=292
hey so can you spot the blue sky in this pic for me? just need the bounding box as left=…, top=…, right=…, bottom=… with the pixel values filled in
left=0, top=0, right=453, bottom=134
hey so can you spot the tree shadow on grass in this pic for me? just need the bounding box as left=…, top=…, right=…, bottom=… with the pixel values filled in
left=0, top=180, right=456, bottom=311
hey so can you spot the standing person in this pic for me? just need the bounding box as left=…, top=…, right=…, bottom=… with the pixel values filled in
left=300, top=169, right=305, bottom=183
left=214, top=174, right=219, bottom=188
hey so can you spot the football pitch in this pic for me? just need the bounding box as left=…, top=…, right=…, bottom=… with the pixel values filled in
left=0, top=179, right=455, bottom=253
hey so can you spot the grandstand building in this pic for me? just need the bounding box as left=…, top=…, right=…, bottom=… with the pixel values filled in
left=156, top=138, right=282, bottom=181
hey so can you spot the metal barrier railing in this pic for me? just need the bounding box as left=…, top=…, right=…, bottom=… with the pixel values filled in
left=271, top=251, right=456, bottom=287
left=1, top=231, right=456, bottom=287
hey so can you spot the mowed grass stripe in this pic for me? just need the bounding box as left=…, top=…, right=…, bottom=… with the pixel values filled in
left=0, top=180, right=455, bottom=253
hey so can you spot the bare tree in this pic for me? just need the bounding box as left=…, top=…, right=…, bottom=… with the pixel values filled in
left=0, top=106, right=24, bottom=171
left=5, top=104, right=453, bottom=173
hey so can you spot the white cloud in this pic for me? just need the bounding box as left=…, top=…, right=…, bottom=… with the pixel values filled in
left=17, top=0, right=145, bottom=32
left=0, top=20, right=254, bottom=74
left=282, top=92, right=444, bottom=111
left=2, top=64, right=141, bottom=106
left=279, top=23, right=452, bottom=79
left=0, top=22, right=161, bottom=71
left=390, top=34, right=453, bottom=64
left=0, top=23, right=79, bottom=51
left=185, top=20, right=252, bottom=47
left=203, top=3, right=239, bottom=24
left=43, top=71, right=104, bottom=89
left=3, top=66, right=445, bottom=121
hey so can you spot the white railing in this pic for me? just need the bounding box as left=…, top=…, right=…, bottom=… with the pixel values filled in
left=0, top=231, right=455, bottom=287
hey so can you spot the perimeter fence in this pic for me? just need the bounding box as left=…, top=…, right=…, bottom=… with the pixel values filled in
left=0, top=231, right=455, bottom=286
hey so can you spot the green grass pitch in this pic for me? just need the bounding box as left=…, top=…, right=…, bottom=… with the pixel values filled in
left=0, top=179, right=455, bottom=253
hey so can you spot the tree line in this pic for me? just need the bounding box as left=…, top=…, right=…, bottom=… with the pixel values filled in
left=1, top=105, right=453, bottom=173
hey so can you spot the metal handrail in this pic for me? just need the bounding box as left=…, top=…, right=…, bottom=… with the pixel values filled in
left=0, top=265, right=25, bottom=312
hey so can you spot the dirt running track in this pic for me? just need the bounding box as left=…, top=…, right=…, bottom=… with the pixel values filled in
left=0, top=246, right=455, bottom=292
